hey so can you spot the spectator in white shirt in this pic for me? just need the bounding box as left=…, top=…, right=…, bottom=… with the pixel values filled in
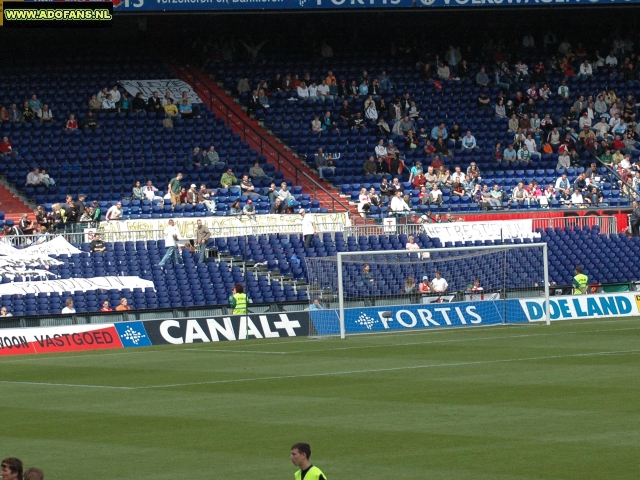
left=61, top=299, right=76, bottom=314
left=390, top=191, right=411, bottom=214
left=594, top=118, right=611, bottom=139
left=25, top=167, right=43, bottom=186
left=571, top=188, right=584, bottom=206
left=144, top=180, right=164, bottom=203
left=357, top=187, right=371, bottom=218
left=297, top=82, right=309, bottom=99
left=451, top=166, right=465, bottom=183
left=524, top=134, right=541, bottom=160
left=579, top=60, right=593, bottom=77
left=308, top=82, right=319, bottom=103
left=431, top=271, right=448, bottom=293
left=38, top=104, right=53, bottom=122
left=158, top=219, right=181, bottom=267
left=105, top=202, right=123, bottom=221
left=555, top=173, right=571, bottom=190
left=405, top=236, right=420, bottom=252
left=579, top=112, right=592, bottom=129
left=109, top=85, right=121, bottom=106
left=102, top=94, right=116, bottom=111
left=605, top=51, right=618, bottom=69
left=317, top=80, right=331, bottom=102
left=374, top=139, right=387, bottom=159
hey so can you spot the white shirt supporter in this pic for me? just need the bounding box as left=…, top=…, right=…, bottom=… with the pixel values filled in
left=431, top=277, right=448, bottom=292
left=164, top=225, right=180, bottom=247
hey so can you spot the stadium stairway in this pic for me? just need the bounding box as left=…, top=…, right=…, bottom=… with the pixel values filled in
left=171, top=64, right=352, bottom=214
left=0, top=179, right=35, bottom=223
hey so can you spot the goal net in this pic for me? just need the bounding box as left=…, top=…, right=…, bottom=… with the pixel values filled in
left=305, top=243, right=550, bottom=338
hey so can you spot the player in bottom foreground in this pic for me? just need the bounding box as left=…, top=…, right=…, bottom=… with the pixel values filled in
left=290, top=442, right=327, bottom=480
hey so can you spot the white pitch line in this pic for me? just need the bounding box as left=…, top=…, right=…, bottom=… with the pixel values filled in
left=0, top=380, right=136, bottom=390
left=183, top=348, right=289, bottom=354
left=137, top=348, right=640, bottom=390
left=177, top=326, right=640, bottom=356
left=2, top=348, right=639, bottom=391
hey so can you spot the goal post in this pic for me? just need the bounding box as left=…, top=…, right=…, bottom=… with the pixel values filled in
left=305, top=243, right=550, bottom=339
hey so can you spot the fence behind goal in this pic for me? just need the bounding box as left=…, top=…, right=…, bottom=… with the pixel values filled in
left=305, top=244, right=550, bottom=338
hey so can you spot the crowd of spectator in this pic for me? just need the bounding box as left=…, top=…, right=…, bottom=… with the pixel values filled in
left=231, top=32, right=640, bottom=213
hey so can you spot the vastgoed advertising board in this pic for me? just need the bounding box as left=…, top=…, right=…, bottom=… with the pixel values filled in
left=0, top=312, right=309, bottom=356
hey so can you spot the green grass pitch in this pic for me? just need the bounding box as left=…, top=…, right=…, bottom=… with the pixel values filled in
left=1, top=317, right=639, bottom=480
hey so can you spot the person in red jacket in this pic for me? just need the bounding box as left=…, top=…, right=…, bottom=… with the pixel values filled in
left=65, top=114, right=78, bottom=131
left=0, top=136, right=13, bottom=157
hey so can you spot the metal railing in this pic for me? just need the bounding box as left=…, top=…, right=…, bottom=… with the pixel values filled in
left=343, top=215, right=618, bottom=239
left=531, top=215, right=618, bottom=235
left=178, top=66, right=351, bottom=214
left=2, top=222, right=352, bottom=246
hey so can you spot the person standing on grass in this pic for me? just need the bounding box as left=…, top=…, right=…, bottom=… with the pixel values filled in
left=290, top=443, right=327, bottom=480
left=573, top=266, right=589, bottom=295
left=1, top=458, right=23, bottom=480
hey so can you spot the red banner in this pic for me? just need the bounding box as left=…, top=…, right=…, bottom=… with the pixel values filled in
left=0, top=324, right=122, bottom=356
left=459, top=209, right=630, bottom=232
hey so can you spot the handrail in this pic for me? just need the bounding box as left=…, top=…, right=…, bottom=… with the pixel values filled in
left=583, top=142, right=635, bottom=203
left=177, top=65, right=351, bottom=214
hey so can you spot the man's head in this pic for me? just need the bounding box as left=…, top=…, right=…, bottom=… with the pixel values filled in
left=177, top=173, right=183, bottom=180
left=190, top=184, right=197, bottom=190
left=435, top=271, right=442, bottom=278
left=1, top=458, right=23, bottom=480
left=299, top=208, right=306, bottom=216
left=168, top=219, right=174, bottom=226
left=290, top=443, right=312, bottom=467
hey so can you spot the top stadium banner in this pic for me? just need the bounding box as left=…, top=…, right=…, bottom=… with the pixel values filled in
left=416, top=0, right=640, bottom=6
left=110, top=0, right=412, bottom=12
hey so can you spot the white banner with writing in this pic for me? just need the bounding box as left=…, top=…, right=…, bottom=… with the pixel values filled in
left=0, top=240, right=65, bottom=279
left=118, top=79, right=202, bottom=104
left=423, top=220, right=537, bottom=243
left=0, top=276, right=155, bottom=296
left=22, top=236, right=81, bottom=256
left=87, top=212, right=351, bottom=241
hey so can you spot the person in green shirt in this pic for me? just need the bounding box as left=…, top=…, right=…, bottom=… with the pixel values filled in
left=290, top=443, right=327, bottom=480
left=169, top=172, right=183, bottom=208
left=573, top=266, right=589, bottom=295
left=600, top=149, right=613, bottom=165
left=220, top=168, right=241, bottom=195
left=91, top=201, right=102, bottom=227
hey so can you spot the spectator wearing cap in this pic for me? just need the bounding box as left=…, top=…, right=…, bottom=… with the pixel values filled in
left=186, top=184, right=199, bottom=205
left=418, top=276, right=431, bottom=293
left=243, top=199, right=256, bottom=216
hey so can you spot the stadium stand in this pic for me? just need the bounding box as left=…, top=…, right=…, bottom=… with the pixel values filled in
left=209, top=49, right=640, bottom=218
